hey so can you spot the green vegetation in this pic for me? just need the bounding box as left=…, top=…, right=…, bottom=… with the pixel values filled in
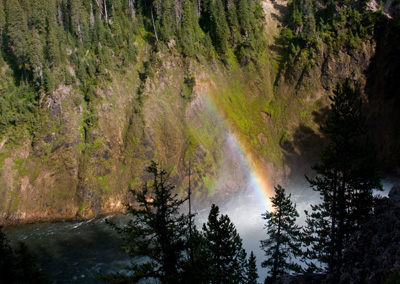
left=288, top=0, right=375, bottom=49
left=0, top=0, right=267, bottom=138
left=303, top=80, right=382, bottom=274
left=276, top=0, right=384, bottom=74
left=0, top=227, right=51, bottom=284
left=104, top=161, right=257, bottom=284
left=208, top=75, right=288, bottom=167
left=261, top=185, right=302, bottom=282
left=12, top=158, right=26, bottom=177
left=0, top=152, right=11, bottom=168
left=7, top=191, right=20, bottom=212
left=97, top=175, right=111, bottom=193
left=202, top=204, right=249, bottom=283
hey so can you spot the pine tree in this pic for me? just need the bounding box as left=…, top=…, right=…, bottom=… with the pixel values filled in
left=158, top=0, right=175, bottom=41
left=260, top=185, right=302, bottom=282
left=181, top=0, right=196, bottom=56
left=43, top=63, right=55, bottom=95
left=211, top=0, right=229, bottom=54
left=202, top=32, right=213, bottom=57
left=5, top=0, right=28, bottom=70
left=289, top=3, right=303, bottom=35
left=0, top=227, right=51, bottom=284
left=202, top=204, right=248, bottom=284
left=26, top=28, right=44, bottom=84
left=304, top=80, right=382, bottom=274
left=69, top=0, right=89, bottom=43
left=225, top=0, right=240, bottom=45
left=0, top=1, right=6, bottom=51
left=104, top=161, right=190, bottom=283
left=181, top=224, right=210, bottom=284
left=46, top=22, right=61, bottom=67
left=32, top=0, right=48, bottom=36
left=237, top=0, right=251, bottom=38
left=246, top=251, right=259, bottom=284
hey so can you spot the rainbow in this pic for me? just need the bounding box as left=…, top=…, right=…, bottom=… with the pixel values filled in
left=201, top=96, right=274, bottom=211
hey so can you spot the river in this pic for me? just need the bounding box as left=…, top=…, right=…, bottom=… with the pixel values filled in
left=3, top=191, right=270, bottom=283
left=3, top=215, right=131, bottom=284
left=4, top=178, right=396, bottom=284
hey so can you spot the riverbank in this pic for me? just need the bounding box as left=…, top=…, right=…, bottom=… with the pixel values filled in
left=0, top=209, right=127, bottom=227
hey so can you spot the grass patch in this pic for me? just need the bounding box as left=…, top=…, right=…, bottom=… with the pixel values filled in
left=184, top=130, right=200, bottom=161
left=0, top=152, right=11, bottom=168
left=92, top=139, right=103, bottom=150
left=7, top=191, right=20, bottom=212
left=208, top=75, right=285, bottom=166
left=12, top=158, right=27, bottom=177
left=202, top=175, right=216, bottom=196
left=263, top=100, right=281, bottom=117
left=52, top=187, right=72, bottom=201
left=313, top=98, right=324, bottom=109
left=129, top=177, right=141, bottom=190
left=97, top=175, right=111, bottom=193
left=119, top=162, right=125, bottom=173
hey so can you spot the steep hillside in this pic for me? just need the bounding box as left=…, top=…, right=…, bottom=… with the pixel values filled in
left=0, top=0, right=273, bottom=223
left=0, top=0, right=399, bottom=224
left=338, top=183, right=400, bottom=283
left=270, top=0, right=400, bottom=181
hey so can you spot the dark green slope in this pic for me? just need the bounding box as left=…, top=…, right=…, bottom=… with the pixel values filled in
left=0, top=0, right=398, bottom=223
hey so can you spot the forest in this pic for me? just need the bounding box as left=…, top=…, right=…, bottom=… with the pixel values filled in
left=0, top=0, right=399, bottom=283
left=0, top=0, right=385, bottom=137
left=0, top=0, right=266, bottom=137
left=0, top=79, right=390, bottom=283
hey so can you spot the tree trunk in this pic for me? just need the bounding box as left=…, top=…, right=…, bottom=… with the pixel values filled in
left=337, top=176, right=347, bottom=270
left=104, top=0, right=108, bottom=24
left=329, top=172, right=338, bottom=273
left=273, top=204, right=282, bottom=282
left=129, top=0, right=135, bottom=20
left=151, top=6, right=159, bottom=43
left=188, top=162, right=194, bottom=266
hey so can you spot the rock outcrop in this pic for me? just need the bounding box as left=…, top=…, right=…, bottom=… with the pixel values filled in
left=1, top=0, right=400, bottom=224
left=338, top=183, right=400, bottom=283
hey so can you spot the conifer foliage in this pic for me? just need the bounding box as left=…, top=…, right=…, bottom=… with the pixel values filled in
left=104, top=162, right=258, bottom=283
left=260, top=185, right=302, bottom=282
left=0, top=0, right=266, bottom=136
left=202, top=204, right=248, bottom=283
left=0, top=227, right=51, bottom=284
left=303, top=80, right=382, bottom=274
left=246, top=251, right=259, bottom=284
left=104, top=161, right=190, bottom=283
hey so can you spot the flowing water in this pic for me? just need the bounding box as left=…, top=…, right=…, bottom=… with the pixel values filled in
left=3, top=90, right=397, bottom=283
left=3, top=191, right=269, bottom=284
left=4, top=178, right=397, bottom=284
left=3, top=215, right=132, bottom=284
left=3, top=93, right=275, bottom=283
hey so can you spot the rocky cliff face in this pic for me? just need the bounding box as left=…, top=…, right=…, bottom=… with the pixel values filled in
left=0, top=68, right=143, bottom=223
left=0, top=50, right=279, bottom=224
left=275, top=0, right=400, bottom=183
left=365, top=14, right=400, bottom=174
left=0, top=0, right=399, bottom=224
